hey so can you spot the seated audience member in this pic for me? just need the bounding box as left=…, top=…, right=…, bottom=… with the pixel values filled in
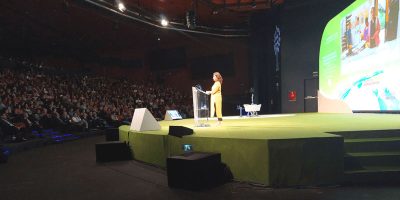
left=39, top=108, right=53, bottom=129
left=0, top=109, right=27, bottom=142
left=60, top=111, right=71, bottom=126
left=51, top=110, right=68, bottom=131
left=17, top=112, right=34, bottom=139
left=0, top=59, right=193, bottom=138
left=71, top=112, right=88, bottom=131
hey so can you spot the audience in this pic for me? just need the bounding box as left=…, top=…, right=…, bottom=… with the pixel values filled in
left=0, top=58, right=193, bottom=143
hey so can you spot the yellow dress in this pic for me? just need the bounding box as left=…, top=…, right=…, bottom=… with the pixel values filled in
left=210, top=81, right=222, bottom=120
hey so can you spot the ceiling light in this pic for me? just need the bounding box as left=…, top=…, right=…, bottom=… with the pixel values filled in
left=117, top=2, right=126, bottom=12
left=161, top=18, right=169, bottom=27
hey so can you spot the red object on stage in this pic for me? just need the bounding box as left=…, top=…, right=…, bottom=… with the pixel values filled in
left=288, top=90, right=296, bottom=101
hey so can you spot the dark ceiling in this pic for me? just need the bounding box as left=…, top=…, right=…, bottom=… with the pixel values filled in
left=0, top=0, right=287, bottom=59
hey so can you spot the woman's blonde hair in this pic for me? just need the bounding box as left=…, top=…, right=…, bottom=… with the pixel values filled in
left=213, top=72, right=223, bottom=84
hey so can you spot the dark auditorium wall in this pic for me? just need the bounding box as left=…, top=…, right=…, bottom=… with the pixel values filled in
left=18, top=35, right=249, bottom=99
left=173, top=36, right=250, bottom=97
left=249, top=9, right=281, bottom=114
left=97, top=35, right=250, bottom=98
left=280, top=0, right=354, bottom=113
left=115, top=35, right=249, bottom=115
left=21, top=34, right=250, bottom=115
left=103, top=35, right=250, bottom=116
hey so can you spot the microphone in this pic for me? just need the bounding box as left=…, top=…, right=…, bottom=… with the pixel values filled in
left=195, top=84, right=203, bottom=91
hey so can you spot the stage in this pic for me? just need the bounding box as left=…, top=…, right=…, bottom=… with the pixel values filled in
left=118, top=113, right=400, bottom=186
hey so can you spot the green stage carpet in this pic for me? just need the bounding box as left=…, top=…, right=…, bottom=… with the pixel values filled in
left=119, top=113, right=400, bottom=186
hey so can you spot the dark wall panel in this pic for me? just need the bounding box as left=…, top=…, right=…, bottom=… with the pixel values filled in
left=190, top=54, right=235, bottom=80
left=280, top=0, right=354, bottom=113
left=147, top=47, right=186, bottom=70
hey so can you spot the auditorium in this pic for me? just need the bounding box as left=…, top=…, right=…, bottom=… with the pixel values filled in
left=1, top=0, right=400, bottom=199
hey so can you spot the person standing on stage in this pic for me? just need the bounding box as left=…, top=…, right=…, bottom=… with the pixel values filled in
left=206, top=72, right=223, bottom=125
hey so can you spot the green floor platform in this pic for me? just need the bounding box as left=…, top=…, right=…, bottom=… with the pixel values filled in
left=119, top=113, right=400, bottom=186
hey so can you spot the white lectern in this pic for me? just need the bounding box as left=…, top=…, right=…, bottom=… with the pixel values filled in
left=192, top=86, right=209, bottom=127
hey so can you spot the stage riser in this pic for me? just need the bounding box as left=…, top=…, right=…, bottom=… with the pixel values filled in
left=119, top=126, right=344, bottom=186
left=117, top=113, right=400, bottom=186
left=344, top=154, right=400, bottom=170
left=344, top=171, right=400, bottom=184
left=332, top=130, right=400, bottom=139
left=344, top=139, right=400, bottom=153
left=268, top=138, right=344, bottom=187
left=340, top=130, right=400, bottom=184
left=129, top=131, right=167, bottom=167
left=343, top=156, right=364, bottom=171
left=155, top=135, right=270, bottom=184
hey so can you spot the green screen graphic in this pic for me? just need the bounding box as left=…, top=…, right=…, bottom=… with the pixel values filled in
left=320, top=0, right=400, bottom=111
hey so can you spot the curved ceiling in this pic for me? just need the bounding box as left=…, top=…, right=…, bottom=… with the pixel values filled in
left=91, top=0, right=273, bottom=28
left=0, top=0, right=286, bottom=59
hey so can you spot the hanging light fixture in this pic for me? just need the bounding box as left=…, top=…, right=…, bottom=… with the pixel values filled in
left=116, top=0, right=126, bottom=12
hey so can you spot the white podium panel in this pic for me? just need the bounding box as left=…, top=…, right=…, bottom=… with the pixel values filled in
left=192, top=87, right=209, bottom=126
left=130, top=108, right=161, bottom=131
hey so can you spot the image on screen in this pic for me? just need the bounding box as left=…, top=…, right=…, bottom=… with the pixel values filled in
left=167, top=110, right=182, bottom=120
left=320, top=0, right=400, bottom=111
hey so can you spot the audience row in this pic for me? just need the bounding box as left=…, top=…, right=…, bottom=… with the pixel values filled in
left=0, top=60, right=193, bottom=143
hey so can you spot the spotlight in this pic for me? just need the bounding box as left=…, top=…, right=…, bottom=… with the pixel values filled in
left=161, top=18, right=169, bottom=27
left=117, top=2, right=126, bottom=12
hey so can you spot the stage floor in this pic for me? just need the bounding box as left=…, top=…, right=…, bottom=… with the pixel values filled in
left=119, top=113, right=400, bottom=186
left=120, top=113, right=400, bottom=139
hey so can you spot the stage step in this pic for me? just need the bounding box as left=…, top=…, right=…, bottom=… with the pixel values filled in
left=332, top=129, right=400, bottom=139
left=344, top=137, right=400, bottom=153
left=344, top=152, right=400, bottom=171
left=344, top=167, right=400, bottom=184
left=342, top=131, right=400, bottom=184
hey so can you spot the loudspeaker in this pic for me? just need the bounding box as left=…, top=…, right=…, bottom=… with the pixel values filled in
left=105, top=128, right=119, bottom=141
left=164, top=110, right=182, bottom=120
left=130, top=108, right=161, bottom=131
left=95, top=141, right=132, bottom=162
left=169, top=126, right=193, bottom=138
left=167, top=152, right=223, bottom=190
